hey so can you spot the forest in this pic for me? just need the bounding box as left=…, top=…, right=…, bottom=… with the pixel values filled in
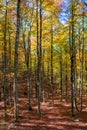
left=0, top=0, right=87, bottom=129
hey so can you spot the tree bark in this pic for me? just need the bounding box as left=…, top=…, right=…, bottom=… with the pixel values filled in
left=3, top=0, right=8, bottom=118
left=59, top=48, right=63, bottom=102
left=39, top=0, right=43, bottom=97
left=14, top=0, right=21, bottom=122
left=50, top=16, right=54, bottom=107
left=36, top=0, right=41, bottom=115
left=70, top=0, right=75, bottom=117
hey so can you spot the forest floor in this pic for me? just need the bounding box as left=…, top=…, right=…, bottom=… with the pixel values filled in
left=0, top=86, right=87, bottom=130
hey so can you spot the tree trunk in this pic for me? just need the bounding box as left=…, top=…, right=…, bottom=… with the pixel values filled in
left=59, top=48, right=63, bottom=102
left=8, top=28, right=12, bottom=107
left=70, top=1, right=75, bottom=116
left=65, top=58, right=68, bottom=102
left=81, top=4, right=84, bottom=108
left=27, top=30, right=32, bottom=110
left=14, top=0, right=21, bottom=122
left=3, top=0, right=8, bottom=118
left=50, top=16, right=54, bottom=107
left=42, top=50, right=45, bottom=103
left=39, top=0, right=43, bottom=97
left=36, top=0, right=41, bottom=115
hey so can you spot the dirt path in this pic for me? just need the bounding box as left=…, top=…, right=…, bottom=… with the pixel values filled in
left=0, top=94, right=87, bottom=130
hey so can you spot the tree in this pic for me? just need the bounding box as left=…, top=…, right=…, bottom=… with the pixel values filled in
left=36, top=0, right=41, bottom=115
left=50, top=16, right=54, bottom=106
left=14, top=0, right=21, bottom=122
left=3, top=0, right=8, bottom=118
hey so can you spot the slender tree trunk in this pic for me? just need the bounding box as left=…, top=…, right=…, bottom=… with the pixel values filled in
left=39, top=0, right=42, bottom=97
left=14, top=0, right=21, bottom=122
left=70, top=0, right=75, bottom=116
left=82, top=4, right=85, bottom=86
left=80, top=4, right=85, bottom=110
left=69, top=23, right=75, bottom=117
left=42, top=50, right=45, bottom=103
left=8, top=28, right=12, bottom=107
left=65, top=58, right=68, bottom=102
left=59, top=48, right=63, bottom=102
left=50, top=16, right=54, bottom=107
left=36, top=0, right=41, bottom=115
left=34, top=57, right=37, bottom=98
left=27, top=30, right=32, bottom=110
left=3, top=0, right=8, bottom=118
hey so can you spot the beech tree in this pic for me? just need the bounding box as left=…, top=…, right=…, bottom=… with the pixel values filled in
left=3, top=0, right=8, bottom=118
left=14, top=0, right=21, bottom=121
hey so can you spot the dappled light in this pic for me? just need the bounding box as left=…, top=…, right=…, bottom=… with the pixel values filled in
left=0, top=0, right=87, bottom=129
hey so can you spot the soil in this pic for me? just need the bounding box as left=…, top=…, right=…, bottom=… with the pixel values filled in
left=0, top=86, right=87, bottom=130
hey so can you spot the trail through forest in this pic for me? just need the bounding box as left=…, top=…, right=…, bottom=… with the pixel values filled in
left=0, top=0, right=87, bottom=129
left=0, top=87, right=87, bottom=130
